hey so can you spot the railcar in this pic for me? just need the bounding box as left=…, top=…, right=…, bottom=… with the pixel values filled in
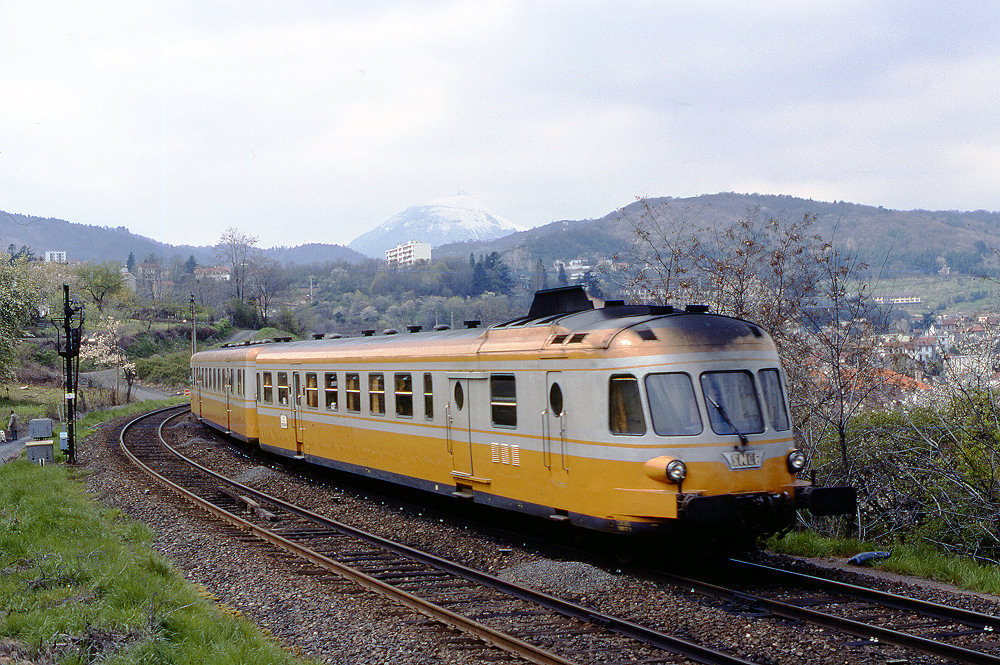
left=191, top=286, right=853, bottom=543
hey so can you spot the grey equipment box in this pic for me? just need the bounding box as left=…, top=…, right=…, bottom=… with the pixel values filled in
left=26, top=440, right=54, bottom=465
left=29, top=418, right=53, bottom=439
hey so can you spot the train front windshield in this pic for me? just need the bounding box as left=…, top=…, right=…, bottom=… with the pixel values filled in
left=700, top=371, right=764, bottom=435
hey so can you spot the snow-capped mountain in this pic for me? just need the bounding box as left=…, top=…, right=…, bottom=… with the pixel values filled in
left=348, top=195, right=525, bottom=258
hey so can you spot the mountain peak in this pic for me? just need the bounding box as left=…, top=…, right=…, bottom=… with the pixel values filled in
left=348, top=196, right=525, bottom=258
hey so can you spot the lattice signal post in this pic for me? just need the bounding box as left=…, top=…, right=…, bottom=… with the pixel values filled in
left=52, top=284, right=83, bottom=464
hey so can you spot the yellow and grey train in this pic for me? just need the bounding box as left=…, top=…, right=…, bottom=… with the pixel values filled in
left=190, top=286, right=853, bottom=541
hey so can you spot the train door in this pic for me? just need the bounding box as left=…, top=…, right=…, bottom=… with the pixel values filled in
left=292, top=371, right=304, bottom=457
left=446, top=377, right=473, bottom=476
left=543, top=372, right=569, bottom=485
left=224, top=368, right=232, bottom=434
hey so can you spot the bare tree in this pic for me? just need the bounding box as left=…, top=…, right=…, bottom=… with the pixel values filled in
left=216, top=227, right=259, bottom=303
left=248, top=258, right=291, bottom=324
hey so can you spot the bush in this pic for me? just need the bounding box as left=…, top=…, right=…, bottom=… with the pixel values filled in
left=135, top=351, right=190, bottom=385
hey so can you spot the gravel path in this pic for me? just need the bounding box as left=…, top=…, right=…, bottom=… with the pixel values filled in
left=80, top=411, right=1000, bottom=664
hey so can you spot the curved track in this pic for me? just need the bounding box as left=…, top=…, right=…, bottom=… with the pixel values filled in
left=119, top=406, right=758, bottom=665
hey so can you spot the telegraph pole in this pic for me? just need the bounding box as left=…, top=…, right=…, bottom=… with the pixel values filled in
left=54, top=284, right=83, bottom=464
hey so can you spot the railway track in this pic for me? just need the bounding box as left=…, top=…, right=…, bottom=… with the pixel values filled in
left=121, top=406, right=1000, bottom=664
left=119, top=406, right=758, bottom=665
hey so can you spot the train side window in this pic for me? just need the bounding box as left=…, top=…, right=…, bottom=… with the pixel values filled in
left=263, top=372, right=273, bottom=403
left=346, top=373, right=361, bottom=412
left=237, top=370, right=244, bottom=397
left=256, top=373, right=261, bottom=401
left=700, top=370, right=764, bottom=435
left=423, top=373, right=433, bottom=420
left=644, top=373, right=702, bottom=436
left=305, top=372, right=318, bottom=408
left=758, top=369, right=790, bottom=431
left=490, top=374, right=517, bottom=428
left=324, top=373, right=338, bottom=410
left=395, top=373, right=413, bottom=418
left=277, top=372, right=289, bottom=405
left=369, top=373, right=385, bottom=414
left=609, top=374, right=646, bottom=435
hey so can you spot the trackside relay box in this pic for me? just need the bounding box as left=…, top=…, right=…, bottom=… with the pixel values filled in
left=26, top=440, right=54, bottom=465
left=29, top=418, right=53, bottom=439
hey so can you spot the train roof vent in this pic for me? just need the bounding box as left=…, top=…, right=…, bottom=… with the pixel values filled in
left=636, top=329, right=658, bottom=341
left=312, top=333, right=325, bottom=340
left=603, top=299, right=626, bottom=307
left=273, top=336, right=293, bottom=342
left=433, top=324, right=450, bottom=331
left=382, top=328, right=398, bottom=335
left=568, top=333, right=587, bottom=344
left=464, top=320, right=480, bottom=329
left=685, top=304, right=710, bottom=313
left=328, top=333, right=342, bottom=339
left=407, top=325, right=422, bottom=333
left=361, top=329, right=375, bottom=336
left=550, top=334, right=568, bottom=345
left=528, top=285, right=594, bottom=318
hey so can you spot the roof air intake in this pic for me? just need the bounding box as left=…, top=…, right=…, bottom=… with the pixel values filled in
left=528, top=285, right=594, bottom=318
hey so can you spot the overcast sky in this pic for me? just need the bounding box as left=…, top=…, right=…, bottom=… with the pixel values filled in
left=2, top=1, right=998, bottom=249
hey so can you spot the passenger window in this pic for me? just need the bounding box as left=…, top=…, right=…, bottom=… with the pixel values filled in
left=369, top=373, right=385, bottom=414
left=609, top=374, right=646, bottom=435
left=277, top=372, right=289, bottom=405
left=490, top=374, right=517, bottom=427
left=346, top=373, right=361, bottom=412
left=395, top=373, right=413, bottom=418
left=645, top=373, right=702, bottom=436
left=256, top=373, right=261, bottom=401
left=423, top=373, right=433, bottom=420
left=759, top=369, right=790, bottom=431
left=263, top=372, right=273, bottom=403
left=305, top=373, right=318, bottom=408
left=324, top=373, right=338, bottom=410
left=237, top=370, right=244, bottom=397
left=700, top=371, right=764, bottom=435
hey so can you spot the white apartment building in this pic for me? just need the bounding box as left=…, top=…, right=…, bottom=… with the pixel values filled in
left=44, top=250, right=67, bottom=263
left=385, top=240, right=431, bottom=266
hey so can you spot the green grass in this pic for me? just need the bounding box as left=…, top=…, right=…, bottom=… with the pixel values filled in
left=0, top=460, right=312, bottom=664
left=767, top=531, right=1000, bottom=595
left=0, top=384, right=65, bottom=423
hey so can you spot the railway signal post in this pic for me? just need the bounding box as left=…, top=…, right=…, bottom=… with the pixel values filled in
left=53, top=284, right=83, bottom=464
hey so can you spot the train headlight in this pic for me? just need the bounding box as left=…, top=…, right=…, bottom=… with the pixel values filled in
left=665, top=459, right=687, bottom=483
left=787, top=449, right=807, bottom=473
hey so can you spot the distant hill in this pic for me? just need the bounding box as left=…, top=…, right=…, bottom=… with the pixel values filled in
left=0, top=211, right=363, bottom=267
left=348, top=195, right=525, bottom=257
left=434, top=193, right=1000, bottom=276
left=261, top=243, right=364, bottom=265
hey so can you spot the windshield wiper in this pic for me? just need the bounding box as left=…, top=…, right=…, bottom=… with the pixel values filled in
left=705, top=394, right=748, bottom=448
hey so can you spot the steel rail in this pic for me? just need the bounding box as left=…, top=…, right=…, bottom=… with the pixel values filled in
left=635, top=562, right=1000, bottom=665
left=731, top=558, right=1000, bottom=630
left=121, top=406, right=575, bottom=665
left=121, top=407, right=760, bottom=665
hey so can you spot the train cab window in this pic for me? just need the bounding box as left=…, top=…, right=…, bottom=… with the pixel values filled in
left=700, top=371, right=764, bottom=436
left=262, top=372, right=273, bottom=403
left=490, top=374, right=517, bottom=428
left=395, top=373, right=413, bottom=418
left=305, top=373, right=318, bottom=408
left=346, top=373, right=361, bottom=412
left=277, top=372, right=289, bottom=405
left=423, top=373, right=433, bottom=420
left=369, top=373, right=385, bottom=414
left=644, top=373, right=702, bottom=436
left=759, top=369, right=790, bottom=431
left=324, top=373, right=338, bottom=410
left=609, top=375, right=646, bottom=435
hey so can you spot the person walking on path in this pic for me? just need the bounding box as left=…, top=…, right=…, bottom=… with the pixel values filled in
left=7, top=411, right=18, bottom=441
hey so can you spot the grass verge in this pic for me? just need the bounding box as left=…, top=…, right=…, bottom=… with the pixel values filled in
left=767, top=530, right=1000, bottom=595
left=0, top=458, right=312, bottom=664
